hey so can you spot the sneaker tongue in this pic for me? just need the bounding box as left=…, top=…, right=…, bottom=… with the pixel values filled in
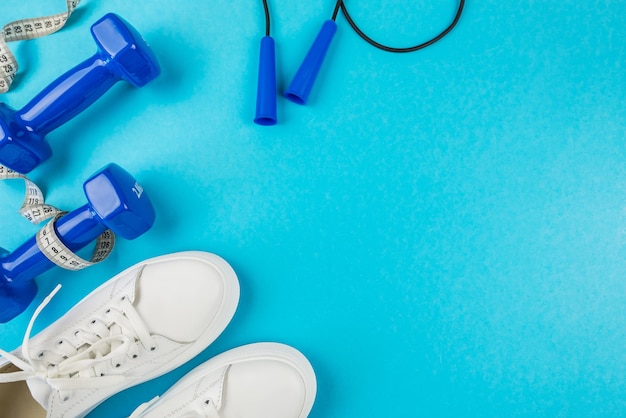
left=26, top=378, right=53, bottom=409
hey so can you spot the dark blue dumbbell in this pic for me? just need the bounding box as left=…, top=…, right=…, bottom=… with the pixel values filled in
left=0, top=163, right=156, bottom=322
left=0, top=13, right=160, bottom=174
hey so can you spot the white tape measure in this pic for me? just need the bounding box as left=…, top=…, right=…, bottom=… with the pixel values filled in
left=0, top=164, right=115, bottom=270
left=0, top=164, right=60, bottom=223
left=0, top=0, right=79, bottom=93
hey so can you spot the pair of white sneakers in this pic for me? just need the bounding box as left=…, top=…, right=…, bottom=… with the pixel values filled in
left=0, top=252, right=317, bottom=418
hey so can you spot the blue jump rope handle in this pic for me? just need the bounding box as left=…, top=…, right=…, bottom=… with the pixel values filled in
left=254, top=36, right=278, bottom=126
left=284, top=20, right=337, bottom=105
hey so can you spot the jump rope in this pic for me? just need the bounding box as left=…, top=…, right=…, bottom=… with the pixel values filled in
left=254, top=0, right=466, bottom=125
left=0, top=0, right=465, bottom=294
left=0, top=0, right=466, bottom=231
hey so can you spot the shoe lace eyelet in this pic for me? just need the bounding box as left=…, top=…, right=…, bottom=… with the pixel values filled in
left=150, top=346, right=157, bottom=352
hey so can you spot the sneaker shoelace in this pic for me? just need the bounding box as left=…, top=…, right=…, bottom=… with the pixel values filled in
left=0, top=268, right=157, bottom=401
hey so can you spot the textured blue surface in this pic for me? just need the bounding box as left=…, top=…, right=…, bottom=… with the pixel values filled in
left=1, top=1, right=626, bottom=417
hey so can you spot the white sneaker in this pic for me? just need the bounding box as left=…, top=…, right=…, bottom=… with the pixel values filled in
left=130, top=342, right=317, bottom=418
left=0, top=251, right=240, bottom=418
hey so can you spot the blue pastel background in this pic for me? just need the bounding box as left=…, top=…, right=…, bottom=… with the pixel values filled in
left=1, top=0, right=626, bottom=416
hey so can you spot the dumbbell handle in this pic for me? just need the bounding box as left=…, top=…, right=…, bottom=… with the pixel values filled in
left=17, top=56, right=119, bottom=137
left=0, top=204, right=106, bottom=284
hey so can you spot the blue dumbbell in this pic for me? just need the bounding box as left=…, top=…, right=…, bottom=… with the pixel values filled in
left=0, top=163, right=155, bottom=322
left=0, top=13, right=160, bottom=174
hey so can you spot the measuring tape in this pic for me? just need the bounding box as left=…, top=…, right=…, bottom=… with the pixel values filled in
left=0, top=164, right=115, bottom=270
left=1, top=0, right=79, bottom=93
left=0, top=165, right=60, bottom=223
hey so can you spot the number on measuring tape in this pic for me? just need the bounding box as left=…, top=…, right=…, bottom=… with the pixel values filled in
left=37, top=213, right=115, bottom=271
left=0, top=0, right=80, bottom=93
left=0, top=164, right=61, bottom=224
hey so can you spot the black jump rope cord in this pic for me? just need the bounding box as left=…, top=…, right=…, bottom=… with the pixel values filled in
left=263, top=0, right=271, bottom=36
left=262, top=0, right=465, bottom=52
